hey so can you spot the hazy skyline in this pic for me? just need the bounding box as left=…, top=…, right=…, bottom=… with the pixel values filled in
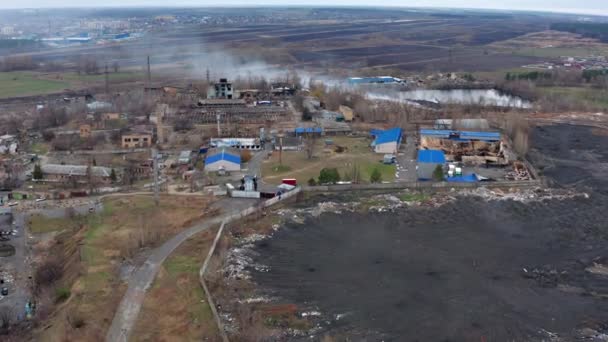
left=0, top=0, right=607, bottom=16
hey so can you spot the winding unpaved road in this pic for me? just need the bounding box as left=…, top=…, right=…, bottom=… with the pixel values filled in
left=105, top=199, right=255, bottom=342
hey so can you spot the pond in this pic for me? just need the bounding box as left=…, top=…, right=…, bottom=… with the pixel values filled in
left=368, top=88, right=532, bottom=108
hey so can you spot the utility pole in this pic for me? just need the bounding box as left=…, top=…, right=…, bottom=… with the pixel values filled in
left=147, top=56, right=151, bottom=87
left=278, top=134, right=284, bottom=165
left=216, top=113, right=221, bottom=137
left=152, top=148, right=160, bottom=206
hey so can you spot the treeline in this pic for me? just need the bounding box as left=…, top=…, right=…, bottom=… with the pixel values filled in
left=551, top=22, right=608, bottom=42
left=505, top=71, right=552, bottom=81
left=504, top=69, right=608, bottom=88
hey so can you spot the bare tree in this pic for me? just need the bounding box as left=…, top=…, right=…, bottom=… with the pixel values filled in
left=304, top=129, right=318, bottom=160
left=0, top=306, right=13, bottom=333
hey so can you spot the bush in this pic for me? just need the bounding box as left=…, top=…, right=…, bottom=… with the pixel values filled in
left=432, top=165, right=444, bottom=181
left=307, top=178, right=317, bottom=186
left=240, top=150, right=252, bottom=163
left=55, top=287, right=71, bottom=303
left=42, top=130, right=55, bottom=142
left=34, top=259, right=63, bottom=290
left=318, top=168, right=340, bottom=184
left=370, top=168, right=382, bottom=183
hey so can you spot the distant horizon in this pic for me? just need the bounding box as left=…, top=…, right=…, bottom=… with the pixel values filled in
left=0, top=2, right=607, bottom=17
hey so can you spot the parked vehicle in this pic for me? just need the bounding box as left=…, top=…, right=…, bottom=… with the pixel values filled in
left=1, top=288, right=8, bottom=296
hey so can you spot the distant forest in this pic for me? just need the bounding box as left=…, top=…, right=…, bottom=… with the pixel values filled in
left=551, top=22, right=608, bottom=43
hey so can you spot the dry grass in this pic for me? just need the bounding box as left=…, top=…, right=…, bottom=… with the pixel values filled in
left=132, top=229, right=219, bottom=342
left=261, top=136, right=395, bottom=185
left=32, top=194, right=216, bottom=342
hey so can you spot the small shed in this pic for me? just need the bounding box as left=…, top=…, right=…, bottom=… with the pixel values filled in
left=417, top=150, right=446, bottom=180
left=204, top=149, right=241, bottom=173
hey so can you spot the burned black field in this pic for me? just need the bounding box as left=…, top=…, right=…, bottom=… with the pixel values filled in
left=251, top=125, right=608, bottom=341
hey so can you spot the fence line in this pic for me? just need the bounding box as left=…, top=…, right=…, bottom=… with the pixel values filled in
left=302, top=180, right=541, bottom=192
left=198, top=187, right=301, bottom=341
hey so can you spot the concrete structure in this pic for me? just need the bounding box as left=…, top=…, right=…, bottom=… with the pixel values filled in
left=79, top=124, right=91, bottom=138
left=122, top=133, right=152, bottom=148
left=209, top=138, right=262, bottom=150
left=207, top=78, right=234, bottom=99
left=434, top=119, right=490, bottom=130
left=371, top=128, right=402, bottom=154
left=40, top=164, right=113, bottom=184
left=339, top=105, right=354, bottom=122
left=178, top=151, right=192, bottom=165
left=204, top=149, right=241, bottom=173
left=417, top=150, right=446, bottom=180
left=102, top=113, right=121, bottom=121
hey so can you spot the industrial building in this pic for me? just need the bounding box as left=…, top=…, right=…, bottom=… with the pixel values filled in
left=40, top=164, right=114, bottom=184
left=417, top=150, right=446, bottom=180
left=419, top=129, right=505, bottom=165
left=207, top=78, right=234, bottom=99
left=348, top=76, right=404, bottom=85
left=434, top=119, right=490, bottom=131
left=339, top=105, right=354, bottom=122
left=122, top=132, right=153, bottom=148
left=371, top=128, right=403, bottom=154
left=204, top=149, right=241, bottom=173
left=209, top=138, right=262, bottom=150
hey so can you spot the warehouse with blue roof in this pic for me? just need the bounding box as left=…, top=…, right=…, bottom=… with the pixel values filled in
left=204, top=148, right=241, bottom=173
left=371, top=127, right=403, bottom=154
left=417, top=150, right=446, bottom=180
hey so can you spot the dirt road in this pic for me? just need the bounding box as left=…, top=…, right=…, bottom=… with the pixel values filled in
left=105, top=198, right=256, bottom=342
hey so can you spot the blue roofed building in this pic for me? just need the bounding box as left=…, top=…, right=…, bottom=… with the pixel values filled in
left=371, top=127, right=403, bottom=154
left=348, top=76, right=404, bottom=85
left=204, top=148, right=241, bottom=173
left=417, top=149, right=446, bottom=180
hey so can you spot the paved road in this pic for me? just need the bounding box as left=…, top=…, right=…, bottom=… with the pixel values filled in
left=0, top=213, right=31, bottom=322
left=105, top=198, right=256, bottom=342
left=396, top=134, right=418, bottom=182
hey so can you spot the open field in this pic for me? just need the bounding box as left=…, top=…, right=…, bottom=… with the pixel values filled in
left=261, top=136, right=395, bottom=185
left=0, top=71, right=69, bottom=98
left=132, top=228, right=219, bottom=342
left=538, top=86, right=608, bottom=110
left=30, top=195, right=215, bottom=341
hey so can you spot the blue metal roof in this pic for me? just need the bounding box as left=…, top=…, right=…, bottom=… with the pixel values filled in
left=371, top=127, right=402, bottom=145
left=294, top=127, right=323, bottom=134
left=418, top=149, right=446, bottom=164
left=205, top=150, right=241, bottom=165
left=420, top=129, right=500, bottom=142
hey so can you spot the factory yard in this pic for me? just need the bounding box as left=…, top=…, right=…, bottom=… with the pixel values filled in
left=261, top=136, right=396, bottom=185
left=244, top=124, right=608, bottom=340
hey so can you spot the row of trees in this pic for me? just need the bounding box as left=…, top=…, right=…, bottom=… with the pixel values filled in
left=307, top=166, right=383, bottom=186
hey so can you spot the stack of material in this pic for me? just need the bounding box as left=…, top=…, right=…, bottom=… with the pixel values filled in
left=505, top=161, right=531, bottom=181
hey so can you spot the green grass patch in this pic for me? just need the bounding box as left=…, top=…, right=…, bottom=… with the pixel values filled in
left=164, top=255, right=200, bottom=277
left=55, top=287, right=71, bottom=303
left=0, top=71, right=69, bottom=98
left=270, top=164, right=292, bottom=173
left=538, top=86, right=608, bottom=110
left=400, top=192, right=431, bottom=202
left=30, top=142, right=49, bottom=155
left=29, top=215, right=80, bottom=234
left=361, top=163, right=395, bottom=183
left=55, top=71, right=143, bottom=83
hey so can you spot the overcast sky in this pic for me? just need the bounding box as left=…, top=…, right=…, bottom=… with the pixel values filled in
left=0, top=0, right=607, bottom=16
